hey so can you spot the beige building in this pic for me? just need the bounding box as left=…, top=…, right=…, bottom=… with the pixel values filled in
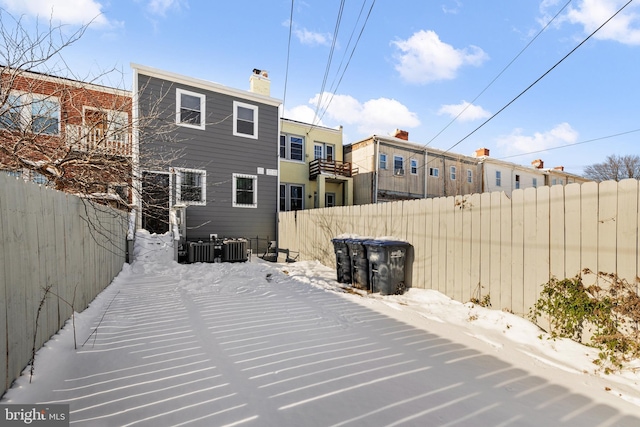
left=475, top=148, right=590, bottom=197
left=279, top=118, right=354, bottom=210
left=344, top=130, right=482, bottom=204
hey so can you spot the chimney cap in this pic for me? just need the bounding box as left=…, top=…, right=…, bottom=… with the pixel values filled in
left=475, top=148, right=490, bottom=157
left=393, top=129, right=409, bottom=140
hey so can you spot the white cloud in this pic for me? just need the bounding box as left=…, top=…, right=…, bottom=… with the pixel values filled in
left=0, top=0, right=110, bottom=27
left=146, top=0, right=186, bottom=17
left=304, top=92, right=420, bottom=136
left=496, top=122, right=578, bottom=154
left=391, top=30, right=488, bottom=84
left=294, top=27, right=332, bottom=47
left=283, top=105, right=326, bottom=127
left=438, top=101, right=491, bottom=122
left=566, top=0, right=640, bottom=45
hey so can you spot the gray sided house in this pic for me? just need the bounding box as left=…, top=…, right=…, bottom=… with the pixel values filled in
left=132, top=64, right=282, bottom=254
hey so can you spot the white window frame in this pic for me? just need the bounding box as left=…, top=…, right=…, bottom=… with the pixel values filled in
left=532, top=177, right=538, bottom=188
left=83, top=107, right=129, bottom=142
left=496, top=170, right=502, bottom=187
left=467, top=169, right=473, bottom=183
left=394, top=155, right=404, bottom=176
left=233, top=101, right=258, bottom=139
left=450, top=166, right=457, bottom=180
left=326, top=192, right=336, bottom=208
left=429, top=167, right=439, bottom=177
left=379, top=153, right=387, bottom=170
left=280, top=133, right=305, bottom=162
left=176, top=88, right=205, bottom=130
left=233, top=173, right=258, bottom=208
left=410, top=159, right=418, bottom=175
left=515, top=174, right=520, bottom=189
left=175, top=167, right=207, bottom=206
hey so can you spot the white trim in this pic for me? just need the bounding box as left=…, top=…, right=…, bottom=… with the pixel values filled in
left=410, top=158, right=418, bottom=175
left=132, top=63, right=282, bottom=107
left=175, top=167, right=207, bottom=206
left=232, top=173, right=258, bottom=208
left=176, top=88, right=206, bottom=130
left=233, top=101, right=258, bottom=139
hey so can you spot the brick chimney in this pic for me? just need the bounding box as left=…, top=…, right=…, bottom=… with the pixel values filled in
left=249, top=69, right=270, bottom=96
left=394, top=129, right=409, bottom=140
left=475, top=148, right=489, bottom=157
left=531, top=159, right=544, bottom=169
left=554, top=166, right=564, bottom=171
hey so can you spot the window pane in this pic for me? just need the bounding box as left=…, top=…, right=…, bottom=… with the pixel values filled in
left=32, top=98, right=59, bottom=134
left=394, top=156, right=403, bottom=170
left=280, top=135, right=286, bottom=158
left=180, top=94, right=201, bottom=125
left=280, top=184, right=286, bottom=211
left=314, top=145, right=323, bottom=160
left=326, top=145, right=334, bottom=161
left=181, top=171, right=203, bottom=202
left=236, top=177, right=254, bottom=204
left=290, top=185, right=303, bottom=211
left=236, top=119, right=254, bottom=135
left=181, top=94, right=201, bottom=110
left=290, top=137, right=303, bottom=161
left=237, top=106, right=254, bottom=121
left=380, top=154, right=387, bottom=169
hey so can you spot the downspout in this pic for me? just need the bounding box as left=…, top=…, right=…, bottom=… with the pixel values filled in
left=423, top=149, right=428, bottom=198
left=276, top=107, right=282, bottom=251
left=131, top=65, right=141, bottom=230
left=374, top=136, right=379, bottom=203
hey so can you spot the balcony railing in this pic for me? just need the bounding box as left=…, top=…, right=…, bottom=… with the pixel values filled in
left=309, top=158, right=357, bottom=180
left=65, top=124, right=132, bottom=157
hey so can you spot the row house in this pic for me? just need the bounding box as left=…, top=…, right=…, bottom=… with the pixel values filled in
left=133, top=65, right=282, bottom=252
left=475, top=148, right=590, bottom=197
left=0, top=68, right=132, bottom=204
left=344, top=130, right=482, bottom=204
left=279, top=118, right=354, bottom=211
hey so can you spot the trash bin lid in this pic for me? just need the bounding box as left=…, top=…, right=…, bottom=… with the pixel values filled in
left=363, top=239, right=410, bottom=247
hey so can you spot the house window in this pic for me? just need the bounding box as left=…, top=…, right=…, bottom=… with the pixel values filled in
left=280, top=134, right=304, bottom=161
left=326, top=192, right=336, bottom=208
left=467, top=169, right=473, bottom=183
left=429, top=167, right=439, bottom=177
left=394, top=155, right=404, bottom=176
left=176, top=89, right=205, bottom=129
left=410, top=159, right=418, bottom=175
left=109, top=183, right=129, bottom=201
left=233, top=101, right=258, bottom=139
left=379, top=153, right=387, bottom=170
left=496, top=171, right=502, bottom=187
left=0, top=93, right=60, bottom=134
left=314, top=142, right=335, bottom=161
left=176, top=168, right=206, bottom=205
left=532, top=177, right=538, bottom=188
left=552, top=178, right=557, bottom=185
left=233, top=173, right=257, bottom=208
left=450, top=166, right=456, bottom=180
left=31, top=97, right=60, bottom=134
left=31, top=171, right=49, bottom=185
left=84, top=108, right=128, bottom=143
left=515, top=174, right=520, bottom=189
left=280, top=183, right=303, bottom=211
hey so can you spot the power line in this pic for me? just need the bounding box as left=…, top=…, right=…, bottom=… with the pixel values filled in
left=282, top=0, right=295, bottom=112
left=438, top=0, right=635, bottom=157
left=424, top=0, right=573, bottom=147
left=496, top=128, right=640, bottom=161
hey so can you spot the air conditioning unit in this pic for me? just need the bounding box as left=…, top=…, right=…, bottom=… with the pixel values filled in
left=394, top=168, right=405, bottom=176
left=188, top=241, right=217, bottom=263
left=223, top=238, right=248, bottom=262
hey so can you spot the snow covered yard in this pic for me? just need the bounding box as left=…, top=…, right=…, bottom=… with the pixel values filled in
left=2, top=237, right=640, bottom=426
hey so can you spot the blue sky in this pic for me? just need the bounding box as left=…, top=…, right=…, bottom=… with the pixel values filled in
left=2, top=0, right=639, bottom=175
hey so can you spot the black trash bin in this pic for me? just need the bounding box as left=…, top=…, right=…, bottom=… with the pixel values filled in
left=365, top=240, right=410, bottom=295
left=346, top=238, right=370, bottom=290
left=331, top=237, right=352, bottom=284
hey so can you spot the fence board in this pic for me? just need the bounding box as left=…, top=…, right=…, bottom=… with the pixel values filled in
left=469, top=193, right=482, bottom=303
left=617, top=179, right=638, bottom=283
left=565, top=183, right=582, bottom=279
left=581, top=182, right=599, bottom=286
left=499, top=192, right=512, bottom=311
left=598, top=180, right=618, bottom=276
left=422, top=198, right=434, bottom=290
left=444, top=197, right=456, bottom=298
left=453, top=196, right=464, bottom=303
left=549, top=185, right=566, bottom=281
left=535, top=186, right=550, bottom=297
left=511, top=190, right=525, bottom=315
left=489, top=192, right=502, bottom=307
left=523, top=187, right=538, bottom=314
left=479, top=192, right=492, bottom=302
left=0, top=175, right=9, bottom=389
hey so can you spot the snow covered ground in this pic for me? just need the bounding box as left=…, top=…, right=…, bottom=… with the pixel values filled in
left=2, top=232, right=640, bottom=426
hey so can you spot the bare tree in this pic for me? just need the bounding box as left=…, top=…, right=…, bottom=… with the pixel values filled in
left=0, top=8, right=182, bottom=253
left=583, top=154, right=640, bottom=182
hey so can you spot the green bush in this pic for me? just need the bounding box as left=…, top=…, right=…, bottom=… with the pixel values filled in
left=530, top=269, right=640, bottom=372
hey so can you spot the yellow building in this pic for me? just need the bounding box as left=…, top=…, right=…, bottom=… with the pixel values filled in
left=279, top=118, right=354, bottom=210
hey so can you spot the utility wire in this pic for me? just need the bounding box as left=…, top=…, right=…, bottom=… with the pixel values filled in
left=437, top=0, right=635, bottom=158
left=282, top=0, right=295, bottom=112
left=496, top=128, right=640, bottom=160
left=424, top=0, right=573, bottom=147
left=312, top=0, right=346, bottom=126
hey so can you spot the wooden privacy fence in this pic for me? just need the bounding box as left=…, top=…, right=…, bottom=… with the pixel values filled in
left=0, top=173, right=127, bottom=394
left=278, top=179, right=640, bottom=317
